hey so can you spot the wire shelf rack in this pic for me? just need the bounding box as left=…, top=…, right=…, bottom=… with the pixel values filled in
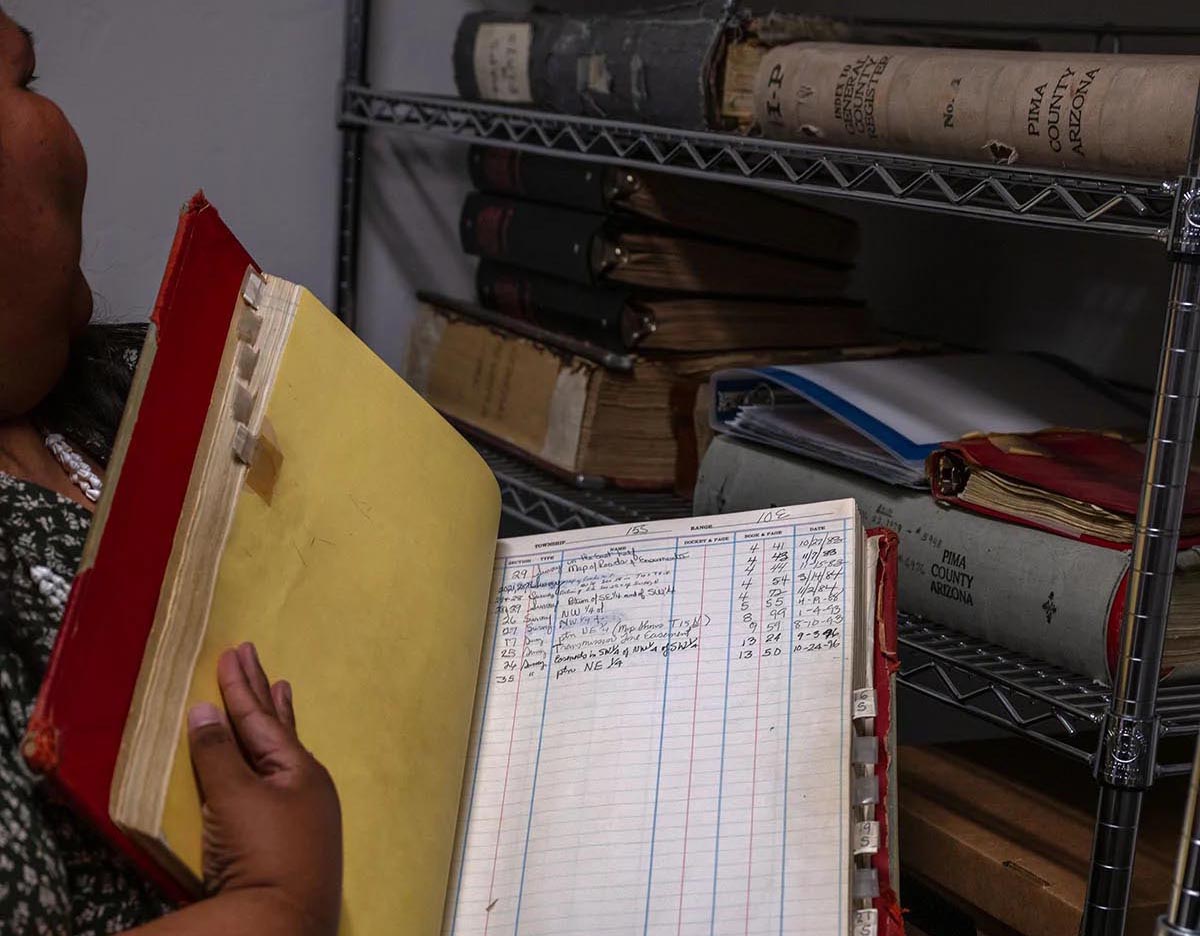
left=475, top=440, right=691, bottom=532
left=898, top=616, right=1200, bottom=777
left=341, top=86, right=1179, bottom=240
left=473, top=439, right=1200, bottom=775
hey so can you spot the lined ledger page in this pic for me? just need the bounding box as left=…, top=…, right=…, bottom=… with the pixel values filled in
left=443, top=501, right=859, bottom=936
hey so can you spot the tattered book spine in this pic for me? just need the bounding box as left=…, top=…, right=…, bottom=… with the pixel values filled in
left=453, top=7, right=729, bottom=129
left=467, top=146, right=612, bottom=214
left=475, top=261, right=643, bottom=353
left=405, top=301, right=593, bottom=478
left=754, top=43, right=1200, bottom=177
left=460, top=193, right=605, bottom=287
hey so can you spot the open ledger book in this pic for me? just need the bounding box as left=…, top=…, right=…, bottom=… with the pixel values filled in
left=24, top=196, right=902, bottom=935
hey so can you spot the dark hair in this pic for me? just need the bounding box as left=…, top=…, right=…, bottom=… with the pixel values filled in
left=33, top=323, right=147, bottom=467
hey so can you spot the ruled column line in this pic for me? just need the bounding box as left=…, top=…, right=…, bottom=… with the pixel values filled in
left=779, top=526, right=798, bottom=935
left=642, top=536, right=683, bottom=936
left=743, top=538, right=769, bottom=936
left=483, top=592, right=532, bottom=936
left=675, top=545, right=709, bottom=935
left=450, top=558, right=508, bottom=936
left=512, top=550, right=566, bottom=935
left=709, top=533, right=738, bottom=936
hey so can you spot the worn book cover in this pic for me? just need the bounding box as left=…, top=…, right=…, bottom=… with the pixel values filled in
left=453, top=4, right=733, bottom=129
left=754, top=43, right=1200, bottom=176
left=22, top=194, right=256, bottom=897
left=929, top=431, right=1200, bottom=547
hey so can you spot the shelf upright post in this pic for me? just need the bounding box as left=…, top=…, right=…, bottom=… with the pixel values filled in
left=1155, top=85, right=1200, bottom=936
left=335, top=0, right=371, bottom=329
left=1083, top=85, right=1200, bottom=936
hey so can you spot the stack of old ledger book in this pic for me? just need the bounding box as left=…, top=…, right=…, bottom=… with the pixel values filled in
left=409, top=144, right=909, bottom=490
left=696, top=352, right=1200, bottom=685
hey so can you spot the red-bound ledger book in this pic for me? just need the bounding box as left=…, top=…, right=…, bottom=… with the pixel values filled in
left=928, top=431, right=1200, bottom=680
left=21, top=193, right=255, bottom=898
left=929, top=430, right=1200, bottom=549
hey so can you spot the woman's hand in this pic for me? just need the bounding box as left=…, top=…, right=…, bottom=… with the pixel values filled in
left=188, top=643, right=342, bottom=933
left=130, top=644, right=342, bottom=936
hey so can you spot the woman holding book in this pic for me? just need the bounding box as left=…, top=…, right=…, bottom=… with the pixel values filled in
left=0, top=12, right=342, bottom=936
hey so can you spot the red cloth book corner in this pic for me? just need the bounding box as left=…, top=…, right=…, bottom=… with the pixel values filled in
left=23, top=193, right=257, bottom=899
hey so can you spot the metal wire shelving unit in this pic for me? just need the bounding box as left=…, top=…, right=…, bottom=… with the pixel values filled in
left=341, top=86, right=1178, bottom=243
left=335, top=3, right=1200, bottom=933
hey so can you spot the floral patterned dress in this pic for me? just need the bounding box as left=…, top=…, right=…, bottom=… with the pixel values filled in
left=0, top=336, right=168, bottom=933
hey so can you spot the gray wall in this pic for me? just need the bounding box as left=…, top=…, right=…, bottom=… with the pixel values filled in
left=7, top=0, right=344, bottom=320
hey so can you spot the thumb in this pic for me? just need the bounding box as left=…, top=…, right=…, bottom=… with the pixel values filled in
left=188, top=702, right=253, bottom=804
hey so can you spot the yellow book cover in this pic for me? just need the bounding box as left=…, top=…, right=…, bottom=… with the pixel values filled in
left=111, top=271, right=502, bottom=935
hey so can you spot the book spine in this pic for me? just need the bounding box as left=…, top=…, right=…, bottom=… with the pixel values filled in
left=468, top=146, right=611, bottom=214
left=460, top=193, right=603, bottom=286
left=754, top=43, right=1200, bottom=177
left=406, top=301, right=592, bottom=475
left=475, top=262, right=638, bottom=351
left=453, top=8, right=729, bottom=129
left=695, top=435, right=1127, bottom=681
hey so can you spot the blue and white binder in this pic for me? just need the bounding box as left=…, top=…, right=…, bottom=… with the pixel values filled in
left=710, top=353, right=1145, bottom=488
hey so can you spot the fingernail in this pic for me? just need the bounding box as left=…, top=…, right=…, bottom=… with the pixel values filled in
left=282, top=681, right=293, bottom=707
left=188, top=702, right=222, bottom=730
left=236, top=642, right=256, bottom=673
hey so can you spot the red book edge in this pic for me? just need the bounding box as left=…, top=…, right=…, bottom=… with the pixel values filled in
left=22, top=192, right=256, bottom=902
left=928, top=439, right=1200, bottom=551
left=927, top=443, right=1198, bottom=682
left=867, top=528, right=905, bottom=936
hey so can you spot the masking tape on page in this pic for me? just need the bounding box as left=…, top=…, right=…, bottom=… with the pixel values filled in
left=473, top=23, right=533, bottom=102
left=852, top=687, right=876, bottom=720
left=854, top=908, right=878, bottom=936
left=854, top=820, right=880, bottom=856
